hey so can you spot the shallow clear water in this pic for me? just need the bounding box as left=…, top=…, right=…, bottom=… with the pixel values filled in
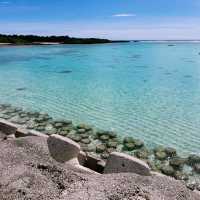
left=0, top=42, right=200, bottom=155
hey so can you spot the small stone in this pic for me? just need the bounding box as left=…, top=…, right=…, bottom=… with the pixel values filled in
left=61, top=126, right=72, bottom=132
left=134, top=148, right=149, bottom=159
left=107, top=148, right=116, bottom=154
left=96, top=144, right=106, bottom=153
left=59, top=131, right=68, bottom=136
left=134, top=139, right=144, bottom=149
left=35, top=117, right=46, bottom=123
left=154, top=146, right=165, bottom=153
left=107, top=131, right=117, bottom=138
left=187, top=154, right=200, bottom=166
left=194, top=163, right=200, bottom=174
left=81, top=138, right=91, bottom=144
left=99, top=135, right=110, bottom=142
left=96, top=130, right=106, bottom=137
left=165, top=147, right=177, bottom=157
left=80, top=134, right=89, bottom=139
left=70, top=135, right=81, bottom=142
left=27, top=124, right=35, bottom=129
left=45, top=124, right=54, bottom=131
left=147, top=161, right=157, bottom=171
left=77, top=129, right=86, bottom=134
left=106, top=141, right=118, bottom=149
left=169, top=157, right=185, bottom=169
left=174, top=171, right=189, bottom=181
left=62, top=120, right=72, bottom=125
left=161, top=165, right=175, bottom=176
left=81, top=145, right=94, bottom=152
left=35, top=126, right=45, bottom=132
left=77, top=124, right=91, bottom=131
left=101, top=153, right=109, bottom=160
left=54, top=122, right=63, bottom=128
left=186, top=182, right=196, bottom=191
left=123, top=143, right=135, bottom=151
left=47, top=128, right=57, bottom=135
left=123, top=136, right=135, bottom=144
left=155, top=151, right=167, bottom=160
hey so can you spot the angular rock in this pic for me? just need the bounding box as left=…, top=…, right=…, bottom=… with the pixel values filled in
left=78, top=151, right=87, bottom=166
left=104, top=152, right=151, bottom=176
left=47, top=134, right=80, bottom=163
left=0, top=119, right=18, bottom=135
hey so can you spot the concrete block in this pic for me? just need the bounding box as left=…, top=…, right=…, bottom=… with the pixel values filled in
left=78, top=151, right=87, bottom=166
left=104, top=152, right=151, bottom=176
left=6, top=134, right=15, bottom=140
left=85, top=154, right=100, bottom=171
left=47, top=134, right=80, bottom=163
left=29, top=130, right=48, bottom=138
left=0, top=119, right=17, bottom=135
left=96, top=160, right=106, bottom=173
left=15, top=128, right=29, bottom=138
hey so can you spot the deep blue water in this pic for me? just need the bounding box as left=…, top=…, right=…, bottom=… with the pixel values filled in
left=0, top=42, right=200, bottom=155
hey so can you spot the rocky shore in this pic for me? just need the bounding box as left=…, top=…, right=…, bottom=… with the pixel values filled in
left=0, top=103, right=200, bottom=191
left=0, top=127, right=199, bottom=200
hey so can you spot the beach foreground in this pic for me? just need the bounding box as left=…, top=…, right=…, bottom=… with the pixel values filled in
left=0, top=128, right=200, bottom=200
left=0, top=103, right=200, bottom=194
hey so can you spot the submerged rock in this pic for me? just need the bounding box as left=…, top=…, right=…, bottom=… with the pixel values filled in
left=123, top=142, right=135, bottom=151
left=174, top=171, right=189, bottom=181
left=96, top=144, right=106, bottom=153
left=134, top=148, right=149, bottom=160
left=161, top=165, right=175, bottom=176
left=106, top=141, right=118, bottom=149
left=99, top=135, right=110, bottom=142
left=187, top=154, right=200, bottom=166
left=194, top=164, right=200, bottom=174
left=169, top=157, right=186, bottom=169
left=165, top=147, right=177, bottom=157
left=123, top=136, right=135, bottom=144
left=155, top=151, right=167, bottom=161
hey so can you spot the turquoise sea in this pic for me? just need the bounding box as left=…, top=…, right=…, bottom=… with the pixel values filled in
left=0, top=42, right=200, bottom=155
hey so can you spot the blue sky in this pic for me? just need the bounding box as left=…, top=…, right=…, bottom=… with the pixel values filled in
left=0, top=0, right=200, bottom=39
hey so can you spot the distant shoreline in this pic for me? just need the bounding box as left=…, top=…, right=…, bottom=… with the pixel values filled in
left=0, top=34, right=129, bottom=45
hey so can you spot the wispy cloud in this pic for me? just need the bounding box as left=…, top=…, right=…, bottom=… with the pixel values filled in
left=0, top=1, right=10, bottom=4
left=113, top=13, right=136, bottom=17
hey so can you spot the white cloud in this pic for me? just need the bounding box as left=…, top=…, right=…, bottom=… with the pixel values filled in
left=0, top=1, right=10, bottom=4
left=113, top=13, right=136, bottom=17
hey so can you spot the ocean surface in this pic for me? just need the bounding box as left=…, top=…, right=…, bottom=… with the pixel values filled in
left=0, top=42, right=200, bottom=155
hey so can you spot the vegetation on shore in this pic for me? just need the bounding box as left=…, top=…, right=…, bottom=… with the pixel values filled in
left=0, top=34, right=125, bottom=45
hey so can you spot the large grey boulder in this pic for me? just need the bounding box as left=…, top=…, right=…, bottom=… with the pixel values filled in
left=47, top=134, right=80, bottom=163
left=104, top=152, right=151, bottom=176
